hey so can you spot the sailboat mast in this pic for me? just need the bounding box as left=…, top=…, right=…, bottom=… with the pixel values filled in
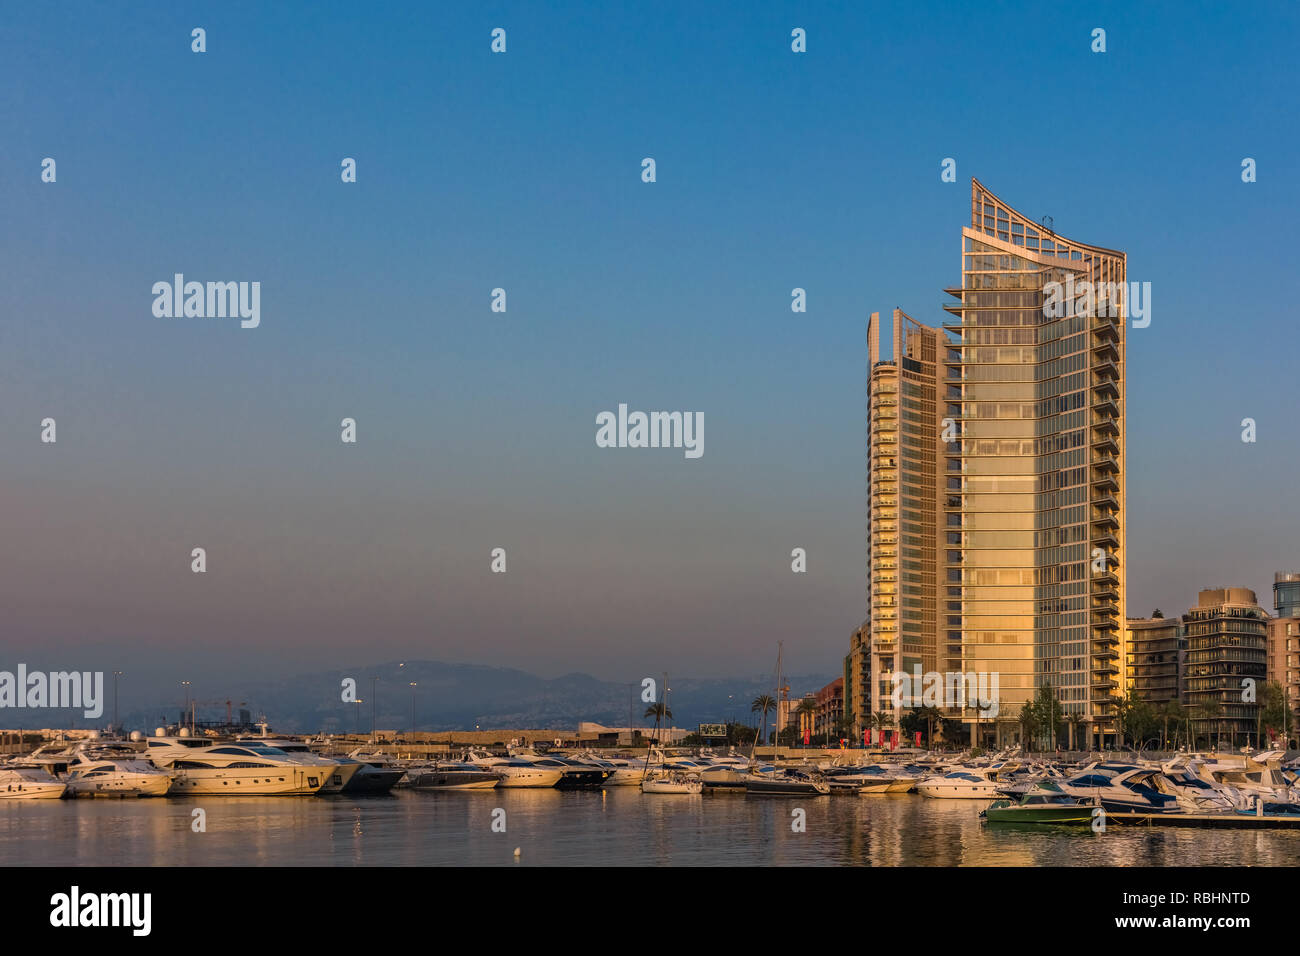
left=776, top=641, right=783, bottom=749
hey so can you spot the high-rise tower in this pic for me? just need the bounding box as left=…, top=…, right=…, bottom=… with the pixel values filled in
left=865, top=309, right=947, bottom=730
left=940, top=180, right=1127, bottom=748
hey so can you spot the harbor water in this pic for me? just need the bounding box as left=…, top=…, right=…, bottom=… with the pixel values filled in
left=4, top=788, right=1297, bottom=866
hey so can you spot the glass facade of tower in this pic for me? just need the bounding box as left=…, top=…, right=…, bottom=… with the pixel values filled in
left=942, top=180, right=1126, bottom=742
left=865, top=309, right=945, bottom=724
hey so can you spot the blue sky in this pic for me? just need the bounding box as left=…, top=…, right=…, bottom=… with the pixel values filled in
left=1, top=2, right=1297, bottom=704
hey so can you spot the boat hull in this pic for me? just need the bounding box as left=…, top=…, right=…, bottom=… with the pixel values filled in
left=0, top=782, right=66, bottom=799
left=66, top=773, right=172, bottom=798
left=745, top=780, right=830, bottom=796
left=409, top=771, right=500, bottom=790
left=168, top=767, right=328, bottom=796
left=555, top=770, right=609, bottom=790
left=491, top=767, right=565, bottom=788
left=982, top=801, right=1097, bottom=824
left=340, top=766, right=405, bottom=794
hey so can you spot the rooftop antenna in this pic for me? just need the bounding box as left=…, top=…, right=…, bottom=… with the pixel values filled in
left=1040, top=214, right=1054, bottom=234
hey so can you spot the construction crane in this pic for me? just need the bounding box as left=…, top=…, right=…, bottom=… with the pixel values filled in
left=174, top=697, right=248, bottom=732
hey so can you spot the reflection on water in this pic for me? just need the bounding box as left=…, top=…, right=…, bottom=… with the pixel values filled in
left=2, top=789, right=1295, bottom=866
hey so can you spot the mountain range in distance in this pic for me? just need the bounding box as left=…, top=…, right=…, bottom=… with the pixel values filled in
left=78, top=660, right=840, bottom=735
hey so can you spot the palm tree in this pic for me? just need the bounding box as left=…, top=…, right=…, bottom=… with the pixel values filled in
left=916, top=705, right=942, bottom=750
left=750, top=695, right=776, bottom=744
left=644, top=701, right=672, bottom=745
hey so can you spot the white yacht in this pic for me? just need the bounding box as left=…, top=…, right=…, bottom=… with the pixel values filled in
left=1056, top=765, right=1181, bottom=814
left=1190, top=754, right=1300, bottom=805
left=823, top=766, right=898, bottom=794
left=63, top=744, right=172, bottom=798
left=641, top=771, right=703, bottom=794
left=915, top=767, right=1005, bottom=799
left=504, top=747, right=609, bottom=789
left=0, top=765, right=67, bottom=799
left=567, top=751, right=644, bottom=786
left=464, top=749, right=564, bottom=788
left=145, top=735, right=337, bottom=796
left=235, top=736, right=361, bottom=793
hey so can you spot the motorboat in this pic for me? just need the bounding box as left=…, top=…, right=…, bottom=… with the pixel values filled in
left=331, top=756, right=405, bottom=794
left=506, top=747, right=609, bottom=789
left=825, top=764, right=919, bottom=794
left=464, top=749, right=565, bottom=788
left=982, top=781, right=1098, bottom=824
left=699, top=766, right=753, bottom=790
left=915, top=767, right=1005, bottom=799
left=1190, top=755, right=1300, bottom=806
left=823, top=766, right=893, bottom=794
left=145, top=736, right=338, bottom=795
left=744, top=768, right=830, bottom=796
left=641, top=772, right=703, bottom=794
left=1056, top=765, right=1180, bottom=814
left=62, top=744, right=172, bottom=798
left=237, top=737, right=361, bottom=793
left=344, top=748, right=427, bottom=790
left=566, top=751, right=644, bottom=786
left=0, top=765, right=67, bottom=799
left=407, top=762, right=500, bottom=790
left=19, top=743, right=74, bottom=777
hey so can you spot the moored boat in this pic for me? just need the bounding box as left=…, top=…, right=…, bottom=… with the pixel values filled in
left=981, top=782, right=1098, bottom=824
left=0, top=766, right=67, bottom=799
left=641, top=772, right=703, bottom=794
left=62, top=744, right=172, bottom=798
left=745, top=768, right=830, bottom=796
left=408, top=764, right=500, bottom=790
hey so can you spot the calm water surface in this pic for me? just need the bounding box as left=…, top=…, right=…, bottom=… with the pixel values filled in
left=3, top=790, right=1295, bottom=866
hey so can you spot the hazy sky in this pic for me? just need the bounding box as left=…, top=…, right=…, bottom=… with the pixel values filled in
left=2, top=2, right=1297, bottom=705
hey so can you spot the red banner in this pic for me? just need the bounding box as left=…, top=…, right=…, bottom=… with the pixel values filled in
left=915, top=731, right=922, bottom=747
left=803, top=728, right=810, bottom=745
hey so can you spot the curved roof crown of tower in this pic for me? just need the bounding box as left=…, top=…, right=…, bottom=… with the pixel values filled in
left=969, top=178, right=1124, bottom=261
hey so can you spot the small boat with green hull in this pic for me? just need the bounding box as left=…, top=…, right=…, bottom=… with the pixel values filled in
left=982, top=781, right=1097, bottom=824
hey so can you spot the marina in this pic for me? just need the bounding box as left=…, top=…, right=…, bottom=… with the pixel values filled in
left=3, top=728, right=1300, bottom=863
left=3, top=782, right=1298, bottom=868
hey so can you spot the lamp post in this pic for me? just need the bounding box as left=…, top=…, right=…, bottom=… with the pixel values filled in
left=180, top=680, right=191, bottom=733
left=112, top=671, right=123, bottom=734
left=409, top=682, right=417, bottom=736
left=370, top=677, right=380, bottom=743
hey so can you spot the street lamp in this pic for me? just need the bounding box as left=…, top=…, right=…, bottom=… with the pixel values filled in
left=112, top=671, right=123, bottom=734
left=180, top=680, right=191, bottom=733
left=409, top=682, right=417, bottom=736
left=370, top=677, right=380, bottom=742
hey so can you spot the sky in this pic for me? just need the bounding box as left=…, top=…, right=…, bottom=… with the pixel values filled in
left=1, top=2, right=1297, bottom=711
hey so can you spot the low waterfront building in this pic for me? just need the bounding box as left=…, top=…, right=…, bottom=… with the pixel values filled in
left=575, top=723, right=692, bottom=746
left=814, top=677, right=844, bottom=743
left=1266, top=571, right=1300, bottom=732
left=846, top=619, right=870, bottom=743
left=1126, top=615, right=1185, bottom=707
left=1183, top=587, right=1268, bottom=742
